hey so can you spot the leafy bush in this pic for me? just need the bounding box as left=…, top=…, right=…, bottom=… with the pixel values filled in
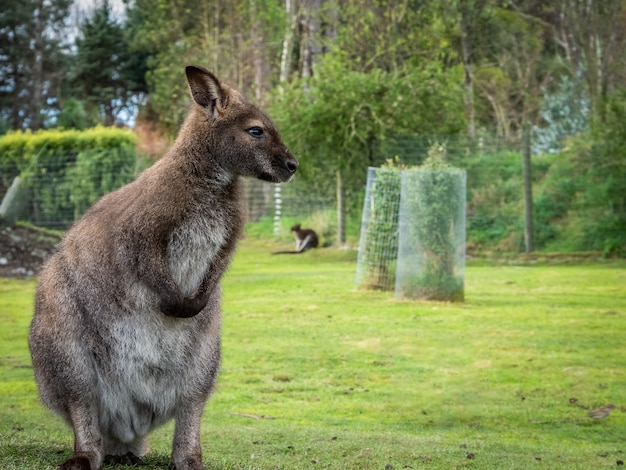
left=533, top=95, right=626, bottom=256
left=532, top=152, right=581, bottom=249
left=532, top=69, right=590, bottom=155
left=585, top=91, right=626, bottom=256
left=0, top=127, right=141, bottom=226
left=464, top=150, right=525, bottom=251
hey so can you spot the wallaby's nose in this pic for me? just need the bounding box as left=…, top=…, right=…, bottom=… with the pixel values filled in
left=285, top=156, right=298, bottom=174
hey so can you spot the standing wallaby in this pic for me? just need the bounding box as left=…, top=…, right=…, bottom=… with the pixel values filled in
left=272, top=223, right=319, bottom=254
left=28, top=65, right=297, bottom=470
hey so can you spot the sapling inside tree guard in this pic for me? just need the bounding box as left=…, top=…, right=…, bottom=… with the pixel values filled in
left=396, top=144, right=466, bottom=302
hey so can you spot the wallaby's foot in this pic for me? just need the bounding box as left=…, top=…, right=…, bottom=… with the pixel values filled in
left=104, top=452, right=145, bottom=466
left=59, top=456, right=91, bottom=470
left=173, top=456, right=205, bottom=470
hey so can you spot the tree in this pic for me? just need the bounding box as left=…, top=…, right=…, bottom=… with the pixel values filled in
left=581, top=90, right=626, bottom=255
left=438, top=0, right=492, bottom=138
left=126, top=0, right=286, bottom=136
left=55, top=98, right=89, bottom=130
left=532, top=69, right=590, bottom=155
left=552, top=0, right=626, bottom=121
left=327, top=0, right=450, bottom=73
left=473, top=6, right=547, bottom=138
left=270, top=52, right=464, bottom=243
left=0, top=0, right=72, bottom=130
left=72, top=1, right=147, bottom=126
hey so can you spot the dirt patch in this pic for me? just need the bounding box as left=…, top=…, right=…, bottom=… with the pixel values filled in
left=0, top=224, right=61, bottom=278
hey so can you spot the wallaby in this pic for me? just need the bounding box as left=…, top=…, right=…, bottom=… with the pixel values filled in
left=28, top=65, right=297, bottom=470
left=273, top=223, right=319, bottom=254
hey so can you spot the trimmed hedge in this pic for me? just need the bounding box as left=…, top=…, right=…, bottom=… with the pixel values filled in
left=0, top=127, right=143, bottom=226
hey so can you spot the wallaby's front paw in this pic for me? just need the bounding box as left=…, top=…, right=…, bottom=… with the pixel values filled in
left=59, top=456, right=91, bottom=470
left=160, top=298, right=206, bottom=318
left=104, top=452, right=145, bottom=466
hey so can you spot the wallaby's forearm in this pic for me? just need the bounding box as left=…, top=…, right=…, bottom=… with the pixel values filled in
left=152, top=232, right=238, bottom=318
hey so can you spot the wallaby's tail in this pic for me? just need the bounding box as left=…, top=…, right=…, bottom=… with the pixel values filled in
left=271, top=250, right=303, bottom=255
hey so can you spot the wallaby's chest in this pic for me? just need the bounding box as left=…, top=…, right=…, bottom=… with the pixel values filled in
left=166, top=213, right=229, bottom=297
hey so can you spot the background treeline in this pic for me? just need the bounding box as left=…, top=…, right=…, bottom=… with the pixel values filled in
left=0, top=0, right=625, bottom=255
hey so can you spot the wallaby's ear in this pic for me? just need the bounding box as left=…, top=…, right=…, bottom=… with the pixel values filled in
left=185, top=65, right=226, bottom=117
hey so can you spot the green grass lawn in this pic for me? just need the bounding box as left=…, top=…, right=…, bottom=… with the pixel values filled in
left=1, top=239, right=625, bottom=469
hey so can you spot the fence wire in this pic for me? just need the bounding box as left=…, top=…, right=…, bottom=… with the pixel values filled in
left=1, top=162, right=333, bottom=234
left=0, top=132, right=553, bottom=253
left=354, top=168, right=401, bottom=291
left=395, top=168, right=466, bottom=301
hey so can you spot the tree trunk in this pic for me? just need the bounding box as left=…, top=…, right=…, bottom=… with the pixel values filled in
left=251, top=0, right=267, bottom=104
left=459, top=0, right=477, bottom=139
left=462, top=51, right=476, bottom=139
left=300, top=0, right=322, bottom=80
left=522, top=124, right=534, bottom=253
left=279, top=0, right=297, bottom=84
left=30, top=0, right=46, bottom=130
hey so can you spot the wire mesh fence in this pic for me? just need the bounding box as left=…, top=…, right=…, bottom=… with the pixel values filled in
left=241, top=178, right=337, bottom=239
left=395, top=168, right=466, bottom=301
left=376, top=133, right=522, bottom=166
left=354, top=168, right=401, bottom=291
left=0, top=135, right=522, bottom=252
left=1, top=160, right=334, bottom=235
left=0, top=148, right=146, bottom=228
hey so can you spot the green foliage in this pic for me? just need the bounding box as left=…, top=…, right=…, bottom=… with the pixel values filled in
left=0, top=127, right=140, bottom=226
left=532, top=152, right=580, bottom=248
left=470, top=5, right=546, bottom=135
left=0, top=0, right=72, bottom=130
left=126, top=0, right=286, bottom=136
left=532, top=93, right=626, bottom=256
left=270, top=52, right=465, bottom=227
left=464, top=150, right=526, bottom=250
left=532, top=69, right=590, bottom=155
left=65, top=146, right=143, bottom=219
left=54, top=98, right=90, bottom=130
left=462, top=147, right=561, bottom=253
left=585, top=90, right=626, bottom=255
left=328, top=0, right=451, bottom=72
left=71, top=1, right=148, bottom=126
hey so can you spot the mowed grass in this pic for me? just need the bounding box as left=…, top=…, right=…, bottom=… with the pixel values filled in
left=1, top=239, right=625, bottom=469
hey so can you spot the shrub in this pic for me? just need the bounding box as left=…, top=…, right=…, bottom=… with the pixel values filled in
left=0, top=127, right=141, bottom=226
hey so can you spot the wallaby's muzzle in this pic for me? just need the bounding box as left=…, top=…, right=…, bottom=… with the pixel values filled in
left=264, top=150, right=298, bottom=183
left=282, top=152, right=299, bottom=179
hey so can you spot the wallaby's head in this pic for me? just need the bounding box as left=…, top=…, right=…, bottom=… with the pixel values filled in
left=291, top=224, right=302, bottom=232
left=184, top=65, right=298, bottom=183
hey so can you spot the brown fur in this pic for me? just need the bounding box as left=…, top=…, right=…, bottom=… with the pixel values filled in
left=28, top=65, right=297, bottom=470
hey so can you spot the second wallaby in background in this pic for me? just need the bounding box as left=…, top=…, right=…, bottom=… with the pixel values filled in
left=29, top=65, right=297, bottom=470
left=273, top=223, right=319, bottom=254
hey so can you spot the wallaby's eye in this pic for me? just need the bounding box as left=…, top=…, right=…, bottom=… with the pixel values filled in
left=247, top=126, right=264, bottom=138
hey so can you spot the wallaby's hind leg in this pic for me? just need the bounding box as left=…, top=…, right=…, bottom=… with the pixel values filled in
left=30, top=275, right=104, bottom=470
left=60, top=404, right=104, bottom=470
left=171, top=401, right=206, bottom=470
